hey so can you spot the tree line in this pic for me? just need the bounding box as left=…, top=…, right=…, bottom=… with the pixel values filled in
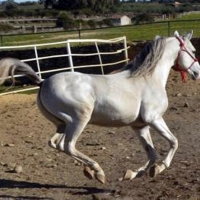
left=39, top=0, right=120, bottom=13
left=39, top=0, right=200, bottom=8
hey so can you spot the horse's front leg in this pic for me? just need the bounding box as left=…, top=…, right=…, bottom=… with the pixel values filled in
left=149, top=117, right=178, bottom=177
left=123, top=126, right=156, bottom=180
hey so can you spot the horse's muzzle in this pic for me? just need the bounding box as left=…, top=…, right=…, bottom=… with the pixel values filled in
left=191, top=71, right=200, bottom=80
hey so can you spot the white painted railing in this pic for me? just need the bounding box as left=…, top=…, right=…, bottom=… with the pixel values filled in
left=0, top=36, right=129, bottom=96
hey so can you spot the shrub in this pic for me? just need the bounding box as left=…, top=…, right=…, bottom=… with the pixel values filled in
left=56, top=11, right=76, bottom=30
left=102, top=18, right=113, bottom=27
left=132, top=13, right=154, bottom=25
left=74, top=19, right=86, bottom=29
left=87, top=20, right=96, bottom=28
left=0, top=23, right=14, bottom=32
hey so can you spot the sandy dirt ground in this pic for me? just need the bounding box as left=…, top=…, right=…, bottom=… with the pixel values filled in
left=0, top=70, right=200, bottom=200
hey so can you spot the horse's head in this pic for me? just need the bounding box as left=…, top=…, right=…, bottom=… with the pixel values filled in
left=173, top=30, right=200, bottom=81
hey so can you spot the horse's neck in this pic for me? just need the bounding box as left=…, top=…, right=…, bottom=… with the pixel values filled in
left=153, top=40, right=178, bottom=87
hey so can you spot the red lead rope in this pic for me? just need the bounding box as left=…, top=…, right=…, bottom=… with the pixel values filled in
left=180, top=70, right=187, bottom=83
left=173, top=62, right=187, bottom=82
left=173, top=36, right=198, bottom=82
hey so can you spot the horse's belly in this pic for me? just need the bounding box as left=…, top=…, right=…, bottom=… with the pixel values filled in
left=89, top=97, right=141, bottom=126
left=90, top=109, right=139, bottom=127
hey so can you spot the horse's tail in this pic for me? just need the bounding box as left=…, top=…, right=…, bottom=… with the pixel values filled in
left=0, top=58, right=43, bottom=86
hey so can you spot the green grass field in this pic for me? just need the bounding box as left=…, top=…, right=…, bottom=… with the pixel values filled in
left=1, top=17, right=200, bottom=47
left=177, top=12, right=200, bottom=20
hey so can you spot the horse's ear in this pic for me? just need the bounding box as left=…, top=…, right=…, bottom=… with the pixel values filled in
left=186, top=30, right=193, bottom=40
left=155, top=35, right=161, bottom=40
left=174, top=30, right=179, bottom=37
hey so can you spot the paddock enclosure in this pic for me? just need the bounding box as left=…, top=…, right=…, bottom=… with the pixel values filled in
left=0, top=39, right=200, bottom=200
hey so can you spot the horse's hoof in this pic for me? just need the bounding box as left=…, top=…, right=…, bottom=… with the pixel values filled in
left=123, top=169, right=137, bottom=180
left=95, top=172, right=106, bottom=184
left=48, top=140, right=56, bottom=149
left=83, top=166, right=94, bottom=180
left=149, top=164, right=159, bottom=178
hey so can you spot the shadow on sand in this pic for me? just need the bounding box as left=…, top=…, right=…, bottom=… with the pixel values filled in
left=0, top=179, right=114, bottom=199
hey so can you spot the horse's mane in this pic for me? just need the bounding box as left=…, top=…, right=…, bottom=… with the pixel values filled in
left=122, top=37, right=166, bottom=77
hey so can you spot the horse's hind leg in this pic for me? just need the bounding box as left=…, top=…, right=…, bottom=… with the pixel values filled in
left=123, top=126, right=156, bottom=180
left=48, top=125, right=65, bottom=149
left=58, top=119, right=106, bottom=184
left=38, top=91, right=105, bottom=183
left=37, top=92, right=65, bottom=149
left=149, top=117, right=178, bottom=177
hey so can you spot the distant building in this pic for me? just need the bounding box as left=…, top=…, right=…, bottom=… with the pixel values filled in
left=111, top=15, right=132, bottom=26
left=173, top=1, right=181, bottom=7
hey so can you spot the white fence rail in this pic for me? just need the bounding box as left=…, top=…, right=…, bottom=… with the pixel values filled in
left=0, top=36, right=129, bottom=96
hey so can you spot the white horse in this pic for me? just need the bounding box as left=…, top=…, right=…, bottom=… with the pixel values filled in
left=0, top=31, right=199, bottom=184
